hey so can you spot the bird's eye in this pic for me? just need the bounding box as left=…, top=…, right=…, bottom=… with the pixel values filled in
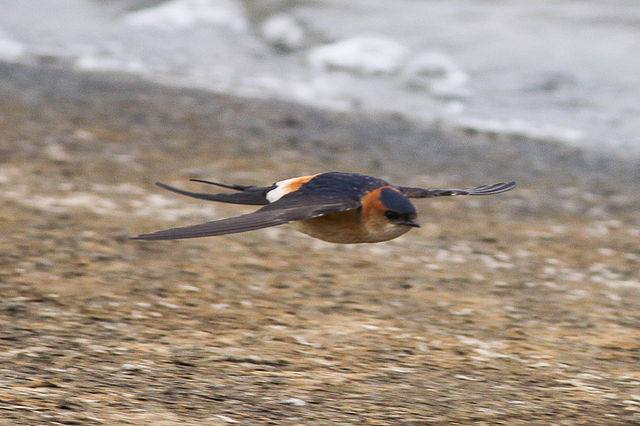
left=385, top=211, right=399, bottom=220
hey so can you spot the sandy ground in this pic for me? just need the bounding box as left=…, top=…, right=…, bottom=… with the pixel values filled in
left=1, top=63, right=639, bottom=424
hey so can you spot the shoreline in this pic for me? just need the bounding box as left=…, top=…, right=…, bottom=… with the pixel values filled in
left=3, top=61, right=639, bottom=180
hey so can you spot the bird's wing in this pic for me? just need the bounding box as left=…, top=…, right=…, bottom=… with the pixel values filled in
left=131, top=194, right=360, bottom=241
left=155, top=181, right=274, bottom=205
left=397, top=181, right=516, bottom=198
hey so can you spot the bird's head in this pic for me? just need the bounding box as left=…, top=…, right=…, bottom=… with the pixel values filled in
left=379, top=187, right=420, bottom=228
left=363, top=186, right=420, bottom=230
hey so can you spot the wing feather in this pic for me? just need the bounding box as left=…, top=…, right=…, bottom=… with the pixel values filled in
left=398, top=181, right=516, bottom=198
left=155, top=182, right=271, bottom=205
left=132, top=198, right=359, bottom=241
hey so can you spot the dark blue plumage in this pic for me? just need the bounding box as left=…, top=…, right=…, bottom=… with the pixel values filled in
left=267, top=172, right=387, bottom=211
left=379, top=187, right=416, bottom=216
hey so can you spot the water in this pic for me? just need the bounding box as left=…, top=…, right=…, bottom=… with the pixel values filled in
left=1, top=0, right=639, bottom=155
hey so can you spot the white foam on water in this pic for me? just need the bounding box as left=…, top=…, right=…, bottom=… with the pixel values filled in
left=123, top=0, right=247, bottom=32
left=307, top=36, right=409, bottom=75
left=288, top=73, right=366, bottom=111
left=0, top=28, right=25, bottom=61
left=402, top=52, right=469, bottom=98
left=451, top=117, right=584, bottom=144
left=75, top=54, right=148, bottom=74
left=260, top=14, right=305, bottom=51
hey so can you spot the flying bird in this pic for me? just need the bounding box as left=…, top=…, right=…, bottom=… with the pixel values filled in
left=132, top=172, right=515, bottom=244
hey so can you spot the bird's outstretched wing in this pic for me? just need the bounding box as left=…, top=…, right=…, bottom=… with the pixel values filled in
left=131, top=193, right=360, bottom=241
left=155, top=181, right=274, bottom=205
left=398, top=181, right=516, bottom=198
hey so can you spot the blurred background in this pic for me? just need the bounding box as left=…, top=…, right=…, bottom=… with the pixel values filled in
left=2, top=0, right=640, bottom=154
left=1, top=1, right=639, bottom=424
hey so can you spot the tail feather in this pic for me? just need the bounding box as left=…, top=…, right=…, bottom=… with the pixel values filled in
left=189, top=178, right=259, bottom=192
left=156, top=181, right=272, bottom=205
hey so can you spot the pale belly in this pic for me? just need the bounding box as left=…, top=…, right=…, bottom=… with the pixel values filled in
left=292, top=211, right=411, bottom=244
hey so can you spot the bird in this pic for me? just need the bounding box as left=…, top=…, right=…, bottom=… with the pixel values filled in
left=131, top=172, right=515, bottom=244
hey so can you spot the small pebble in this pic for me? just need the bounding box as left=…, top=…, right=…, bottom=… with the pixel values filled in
left=281, top=398, right=306, bottom=406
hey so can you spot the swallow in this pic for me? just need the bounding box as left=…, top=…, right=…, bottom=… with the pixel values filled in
left=132, top=172, right=515, bottom=244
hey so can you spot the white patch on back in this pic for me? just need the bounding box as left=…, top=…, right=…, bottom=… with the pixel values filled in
left=266, top=178, right=297, bottom=202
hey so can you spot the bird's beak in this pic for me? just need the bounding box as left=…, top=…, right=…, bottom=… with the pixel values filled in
left=399, top=220, right=420, bottom=228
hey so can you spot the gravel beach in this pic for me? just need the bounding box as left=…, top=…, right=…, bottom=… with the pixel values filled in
left=1, top=62, right=639, bottom=424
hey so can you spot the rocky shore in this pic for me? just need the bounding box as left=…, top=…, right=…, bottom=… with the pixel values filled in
left=0, top=62, right=639, bottom=424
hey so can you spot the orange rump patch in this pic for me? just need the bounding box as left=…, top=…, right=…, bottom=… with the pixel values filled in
left=286, top=174, right=318, bottom=192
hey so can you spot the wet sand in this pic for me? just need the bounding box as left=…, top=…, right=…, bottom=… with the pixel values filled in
left=0, top=62, right=639, bottom=424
